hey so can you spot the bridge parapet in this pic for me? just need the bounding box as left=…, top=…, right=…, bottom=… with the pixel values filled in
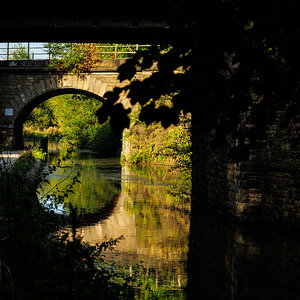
left=0, top=60, right=50, bottom=71
left=0, top=58, right=158, bottom=73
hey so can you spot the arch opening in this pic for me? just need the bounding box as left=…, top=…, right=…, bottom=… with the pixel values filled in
left=13, top=88, right=121, bottom=156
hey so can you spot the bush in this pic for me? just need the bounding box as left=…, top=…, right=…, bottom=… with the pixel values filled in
left=88, top=122, right=122, bottom=156
left=31, top=147, right=47, bottom=160
left=123, top=112, right=192, bottom=169
left=12, top=151, right=35, bottom=174
left=0, top=151, right=134, bottom=299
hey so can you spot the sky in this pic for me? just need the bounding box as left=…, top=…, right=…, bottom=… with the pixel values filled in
left=0, top=43, right=49, bottom=60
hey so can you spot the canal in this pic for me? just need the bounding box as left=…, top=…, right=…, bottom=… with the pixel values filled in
left=21, top=141, right=300, bottom=299
left=34, top=141, right=191, bottom=299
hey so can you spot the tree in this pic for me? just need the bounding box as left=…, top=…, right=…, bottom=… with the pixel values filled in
left=96, top=1, right=300, bottom=161
left=44, top=43, right=148, bottom=74
left=46, top=43, right=98, bottom=74
left=25, top=101, right=57, bottom=130
left=10, top=43, right=29, bottom=60
left=49, top=94, right=102, bottom=147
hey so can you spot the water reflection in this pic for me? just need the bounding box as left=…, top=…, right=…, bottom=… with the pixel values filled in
left=36, top=142, right=191, bottom=298
left=188, top=204, right=300, bottom=299
left=78, top=165, right=190, bottom=294
left=40, top=151, right=122, bottom=215
left=27, top=141, right=300, bottom=298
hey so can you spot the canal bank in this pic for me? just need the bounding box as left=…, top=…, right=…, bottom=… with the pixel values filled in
left=0, top=150, right=24, bottom=170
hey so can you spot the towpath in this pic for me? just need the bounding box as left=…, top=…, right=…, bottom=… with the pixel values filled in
left=0, top=151, right=25, bottom=170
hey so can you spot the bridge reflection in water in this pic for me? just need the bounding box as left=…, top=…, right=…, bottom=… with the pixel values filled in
left=77, top=165, right=190, bottom=292
left=36, top=142, right=191, bottom=298
left=34, top=141, right=300, bottom=298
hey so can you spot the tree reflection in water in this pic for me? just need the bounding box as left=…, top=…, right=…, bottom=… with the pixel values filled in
left=33, top=139, right=300, bottom=299
left=39, top=144, right=191, bottom=299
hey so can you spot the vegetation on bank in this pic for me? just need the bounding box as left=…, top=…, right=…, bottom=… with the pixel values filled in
left=12, top=151, right=36, bottom=174
left=0, top=150, right=134, bottom=299
left=24, top=92, right=192, bottom=170
left=123, top=111, right=191, bottom=168
left=121, top=101, right=192, bottom=197
left=122, top=95, right=191, bottom=169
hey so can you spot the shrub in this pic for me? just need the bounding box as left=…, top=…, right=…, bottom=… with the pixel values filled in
left=31, top=147, right=47, bottom=160
left=0, top=150, right=134, bottom=299
left=12, top=151, right=35, bottom=174
left=123, top=112, right=192, bottom=169
left=88, top=122, right=122, bottom=156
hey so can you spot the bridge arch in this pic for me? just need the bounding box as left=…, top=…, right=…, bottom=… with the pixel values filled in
left=0, top=59, right=154, bottom=149
left=13, top=87, right=107, bottom=149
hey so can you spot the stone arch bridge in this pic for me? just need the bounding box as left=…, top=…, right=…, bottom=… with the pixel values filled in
left=1, top=56, right=300, bottom=230
left=0, top=59, right=154, bottom=149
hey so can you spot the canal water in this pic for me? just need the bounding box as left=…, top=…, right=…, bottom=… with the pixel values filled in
left=24, top=141, right=300, bottom=298
left=32, top=141, right=191, bottom=299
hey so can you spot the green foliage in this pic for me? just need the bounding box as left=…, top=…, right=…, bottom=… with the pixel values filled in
left=25, top=101, right=57, bottom=129
left=162, top=113, right=192, bottom=170
left=128, top=148, right=153, bottom=164
left=8, top=43, right=29, bottom=60
left=24, top=100, right=61, bottom=139
left=0, top=150, right=134, bottom=299
left=24, top=94, right=121, bottom=156
left=12, top=151, right=35, bottom=174
left=31, top=147, right=47, bottom=160
left=87, top=122, right=122, bottom=156
left=124, top=107, right=191, bottom=170
left=51, top=94, right=102, bottom=148
left=46, top=43, right=98, bottom=75
left=123, top=109, right=192, bottom=197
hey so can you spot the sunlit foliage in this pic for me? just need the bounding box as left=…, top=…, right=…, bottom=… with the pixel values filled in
left=24, top=94, right=122, bottom=156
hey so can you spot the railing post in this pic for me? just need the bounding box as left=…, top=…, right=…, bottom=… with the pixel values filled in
left=6, top=42, right=9, bottom=60
left=27, top=43, right=30, bottom=60
left=114, top=44, right=118, bottom=59
left=48, top=43, right=51, bottom=61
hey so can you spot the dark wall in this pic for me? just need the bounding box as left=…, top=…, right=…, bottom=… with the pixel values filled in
left=0, top=10, right=173, bottom=43
left=191, top=101, right=300, bottom=228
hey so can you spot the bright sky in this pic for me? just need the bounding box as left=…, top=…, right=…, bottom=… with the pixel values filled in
left=0, top=43, right=49, bottom=60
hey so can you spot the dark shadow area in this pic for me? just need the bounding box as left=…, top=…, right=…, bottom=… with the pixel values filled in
left=78, top=194, right=121, bottom=227
left=2, top=2, right=300, bottom=298
left=0, top=3, right=177, bottom=43
left=188, top=203, right=300, bottom=299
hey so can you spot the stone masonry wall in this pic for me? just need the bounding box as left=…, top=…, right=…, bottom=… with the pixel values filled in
left=192, top=106, right=300, bottom=228
left=0, top=59, right=155, bottom=149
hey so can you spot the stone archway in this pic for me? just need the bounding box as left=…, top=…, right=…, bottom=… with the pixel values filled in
left=12, top=87, right=106, bottom=149
left=0, top=59, right=153, bottom=148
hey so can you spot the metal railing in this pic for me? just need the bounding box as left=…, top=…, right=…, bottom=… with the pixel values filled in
left=0, top=43, right=152, bottom=61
